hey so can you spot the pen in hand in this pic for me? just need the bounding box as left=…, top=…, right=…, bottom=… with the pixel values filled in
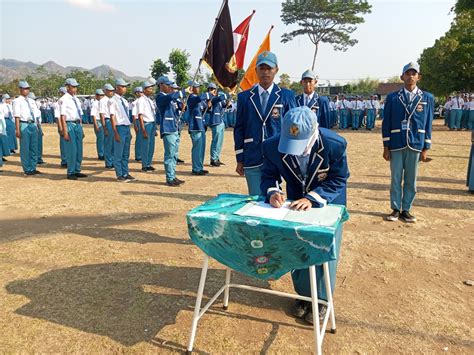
left=270, top=181, right=286, bottom=208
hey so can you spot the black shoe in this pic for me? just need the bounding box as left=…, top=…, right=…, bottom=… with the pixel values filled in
left=291, top=300, right=311, bottom=318
left=192, top=170, right=206, bottom=175
left=2, top=158, right=7, bottom=162
left=75, top=173, right=88, bottom=178
left=217, top=160, right=225, bottom=165
left=125, top=174, right=135, bottom=181
left=98, top=156, right=105, bottom=161
left=141, top=167, right=148, bottom=172
left=10, top=150, right=16, bottom=154
left=304, top=304, right=328, bottom=325
left=210, top=160, right=220, bottom=167
left=166, top=179, right=180, bottom=187
left=147, top=166, right=156, bottom=171
left=33, top=170, right=42, bottom=175
left=177, top=158, right=185, bottom=164
left=201, top=169, right=209, bottom=174
left=117, top=176, right=128, bottom=182
left=386, top=209, right=400, bottom=222
left=400, top=210, right=416, bottom=223
left=24, top=171, right=35, bottom=176
left=105, top=165, right=114, bottom=169
left=67, top=174, right=78, bottom=180
left=37, top=160, right=45, bottom=164
left=174, top=178, right=185, bottom=185
left=135, top=158, right=142, bottom=162
left=60, top=163, right=67, bottom=168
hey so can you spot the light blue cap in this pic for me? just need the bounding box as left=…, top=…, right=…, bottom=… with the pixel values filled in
left=208, top=83, right=217, bottom=89
left=115, top=78, right=130, bottom=87
left=2, top=94, right=10, bottom=100
left=65, top=78, right=80, bottom=87
left=59, top=87, right=67, bottom=94
left=278, top=106, right=318, bottom=155
left=95, top=89, right=105, bottom=95
left=103, top=83, right=115, bottom=91
left=256, top=51, right=278, bottom=68
left=18, top=80, right=30, bottom=89
left=301, top=69, right=317, bottom=80
left=171, top=82, right=179, bottom=89
left=402, top=62, right=420, bottom=75
left=133, top=86, right=143, bottom=93
left=142, top=80, right=155, bottom=89
left=156, top=76, right=173, bottom=85
left=148, top=77, right=157, bottom=85
left=187, top=80, right=200, bottom=87
left=28, top=92, right=37, bottom=100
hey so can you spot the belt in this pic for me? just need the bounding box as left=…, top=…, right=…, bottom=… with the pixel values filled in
left=116, top=124, right=130, bottom=127
left=20, top=120, right=35, bottom=124
left=67, top=120, right=81, bottom=124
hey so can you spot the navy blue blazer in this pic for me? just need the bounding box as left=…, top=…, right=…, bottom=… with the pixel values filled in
left=208, top=94, right=228, bottom=127
left=187, top=93, right=209, bottom=132
left=382, top=88, right=434, bottom=152
left=295, top=93, right=331, bottom=129
left=155, top=90, right=185, bottom=137
left=260, top=128, right=349, bottom=207
left=234, top=84, right=296, bottom=168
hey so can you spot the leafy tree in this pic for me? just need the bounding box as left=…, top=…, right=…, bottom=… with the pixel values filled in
left=168, top=49, right=191, bottom=88
left=150, top=58, right=169, bottom=80
left=278, top=73, right=292, bottom=88
left=344, top=77, right=379, bottom=95
left=281, top=0, right=372, bottom=70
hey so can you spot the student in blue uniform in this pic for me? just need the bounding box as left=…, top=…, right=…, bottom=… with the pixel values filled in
left=155, top=76, right=186, bottom=186
left=2, top=94, right=17, bottom=153
left=187, top=81, right=210, bottom=175
left=337, top=94, right=350, bottom=129
left=28, top=93, right=44, bottom=164
left=365, top=94, right=377, bottom=130
left=55, top=87, right=68, bottom=167
left=100, top=84, right=115, bottom=169
left=0, top=102, right=8, bottom=166
left=60, top=78, right=88, bottom=180
left=209, top=89, right=229, bottom=167
left=13, top=81, right=40, bottom=176
left=136, top=80, right=157, bottom=172
left=382, top=62, right=434, bottom=223
left=131, top=86, right=144, bottom=162
left=260, top=106, right=349, bottom=324
left=91, top=89, right=105, bottom=160
left=295, top=70, right=330, bottom=129
left=467, top=131, right=474, bottom=193
left=234, top=51, right=297, bottom=195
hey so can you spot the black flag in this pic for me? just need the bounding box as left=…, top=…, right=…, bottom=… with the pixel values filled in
left=202, top=0, right=238, bottom=90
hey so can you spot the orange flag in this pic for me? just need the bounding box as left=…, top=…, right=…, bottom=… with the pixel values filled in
left=240, top=25, right=273, bottom=91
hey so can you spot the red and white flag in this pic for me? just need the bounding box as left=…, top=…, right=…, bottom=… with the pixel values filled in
left=226, top=10, right=255, bottom=73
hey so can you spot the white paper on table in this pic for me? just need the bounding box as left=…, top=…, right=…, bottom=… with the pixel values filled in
left=234, top=201, right=341, bottom=226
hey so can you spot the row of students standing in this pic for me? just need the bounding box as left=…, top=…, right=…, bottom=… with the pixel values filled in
left=443, top=93, right=473, bottom=130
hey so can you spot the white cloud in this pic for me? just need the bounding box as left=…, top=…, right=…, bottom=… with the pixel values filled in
left=66, top=0, right=116, bottom=12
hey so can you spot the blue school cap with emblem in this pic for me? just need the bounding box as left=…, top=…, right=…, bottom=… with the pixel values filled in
left=257, top=51, right=278, bottom=68
left=103, top=83, right=115, bottom=91
left=59, top=87, right=67, bottom=94
left=402, top=62, right=420, bottom=75
left=279, top=106, right=318, bottom=155
left=18, top=80, right=30, bottom=89
left=65, top=78, right=80, bottom=87
left=95, top=89, right=105, bottom=95
left=301, top=69, right=317, bottom=80
left=133, top=86, right=143, bottom=93
left=208, top=83, right=217, bottom=89
left=156, top=76, right=172, bottom=85
left=2, top=94, right=10, bottom=100
left=142, top=80, right=155, bottom=89
left=115, top=78, right=130, bottom=87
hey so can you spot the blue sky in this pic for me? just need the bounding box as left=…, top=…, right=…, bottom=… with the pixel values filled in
left=1, top=0, right=455, bottom=84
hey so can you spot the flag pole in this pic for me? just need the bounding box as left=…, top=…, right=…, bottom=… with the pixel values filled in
left=179, top=0, right=228, bottom=119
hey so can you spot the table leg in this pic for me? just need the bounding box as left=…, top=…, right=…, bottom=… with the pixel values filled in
left=223, top=268, right=231, bottom=310
left=323, top=262, right=337, bottom=333
left=187, top=255, right=209, bottom=354
left=309, top=265, right=322, bottom=355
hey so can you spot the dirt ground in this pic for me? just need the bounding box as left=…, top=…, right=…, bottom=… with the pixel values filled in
left=0, top=119, right=472, bottom=354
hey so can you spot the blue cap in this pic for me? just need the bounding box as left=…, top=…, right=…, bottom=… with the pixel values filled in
left=208, top=83, right=217, bottom=89
left=142, top=80, right=155, bottom=89
left=188, top=81, right=200, bottom=87
left=171, top=82, right=179, bottom=89
left=133, top=86, right=143, bottom=93
left=301, top=69, right=317, bottom=80
left=278, top=106, right=319, bottom=155
left=256, top=51, right=278, bottom=68
left=402, top=62, right=420, bottom=75
left=156, top=76, right=173, bottom=85
left=2, top=94, right=10, bottom=100
left=65, top=78, right=80, bottom=87
left=59, top=87, right=67, bottom=94
left=18, top=80, right=30, bottom=89
left=103, top=83, right=115, bottom=91
left=28, top=92, right=37, bottom=100
left=148, top=77, right=157, bottom=85
left=95, top=89, right=105, bottom=95
left=115, top=78, right=130, bottom=87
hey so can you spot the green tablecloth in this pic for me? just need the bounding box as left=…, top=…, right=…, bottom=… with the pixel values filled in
left=187, top=194, right=349, bottom=280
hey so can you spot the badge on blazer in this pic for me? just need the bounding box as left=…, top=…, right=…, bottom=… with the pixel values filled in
left=271, top=107, right=280, bottom=119
left=416, top=104, right=423, bottom=112
left=317, top=172, right=328, bottom=181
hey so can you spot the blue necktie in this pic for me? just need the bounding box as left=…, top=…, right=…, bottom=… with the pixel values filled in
left=72, top=96, right=82, bottom=120
left=261, top=91, right=269, bottom=113
left=119, top=96, right=131, bottom=122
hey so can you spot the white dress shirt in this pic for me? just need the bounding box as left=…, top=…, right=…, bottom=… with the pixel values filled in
left=99, top=96, right=111, bottom=117
left=60, top=93, right=83, bottom=121
left=12, top=95, right=37, bottom=122
left=136, top=95, right=156, bottom=123
left=404, top=86, right=420, bottom=103
left=109, top=94, right=131, bottom=126
left=90, top=99, right=100, bottom=118
left=450, top=97, right=464, bottom=110
left=2, top=102, right=13, bottom=119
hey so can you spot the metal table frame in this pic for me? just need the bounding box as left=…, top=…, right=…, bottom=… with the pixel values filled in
left=186, top=253, right=337, bottom=354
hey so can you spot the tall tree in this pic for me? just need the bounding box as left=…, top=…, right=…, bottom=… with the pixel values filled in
left=168, top=49, right=191, bottom=88
left=278, top=73, right=292, bottom=88
left=150, top=58, right=169, bottom=80
left=280, top=0, right=372, bottom=70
